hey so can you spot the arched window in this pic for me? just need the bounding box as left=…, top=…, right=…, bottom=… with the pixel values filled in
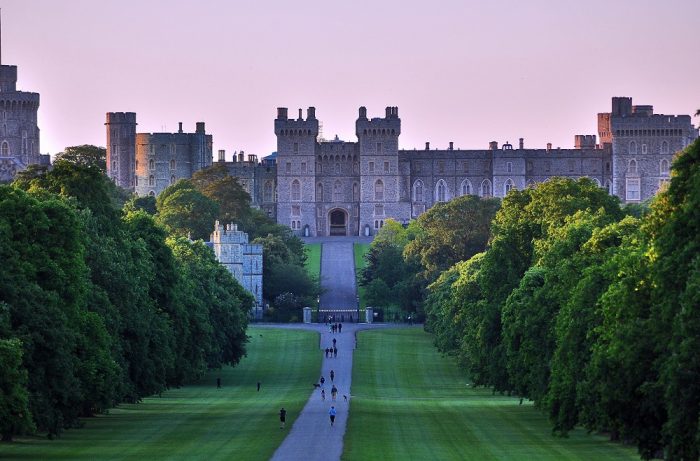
left=149, top=159, right=155, bottom=170
left=148, top=190, right=156, bottom=197
left=149, top=175, right=154, bottom=186
left=264, top=180, right=273, bottom=202
left=628, top=159, right=638, bottom=174
left=413, top=180, right=424, bottom=202
left=317, top=182, right=324, bottom=202
left=333, top=180, right=343, bottom=202
left=605, top=180, right=612, bottom=194
left=170, top=159, right=175, bottom=170
left=460, top=179, right=472, bottom=196
left=660, top=159, right=669, bottom=175
left=629, top=141, right=637, bottom=155
left=374, top=179, right=384, bottom=201
left=661, top=141, right=669, bottom=155
left=291, top=179, right=301, bottom=201
left=481, top=179, right=492, bottom=197
left=435, top=179, right=447, bottom=202
left=0, top=141, right=9, bottom=157
left=353, top=182, right=359, bottom=201
left=592, top=178, right=601, bottom=187
left=504, top=178, right=515, bottom=195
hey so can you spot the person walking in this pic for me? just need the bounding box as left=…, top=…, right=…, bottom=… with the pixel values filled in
left=257, top=381, right=261, bottom=392
left=333, top=346, right=338, bottom=358
left=279, top=408, right=287, bottom=429
left=330, top=369, right=335, bottom=382
left=320, top=376, right=325, bottom=388
left=325, top=347, right=329, bottom=358
left=331, top=385, right=338, bottom=401
left=321, top=389, right=326, bottom=401
left=338, top=323, right=342, bottom=333
left=329, top=406, right=337, bottom=427
left=332, top=338, right=337, bottom=347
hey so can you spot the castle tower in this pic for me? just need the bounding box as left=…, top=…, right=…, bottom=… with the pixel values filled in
left=356, top=106, right=410, bottom=235
left=0, top=64, right=41, bottom=181
left=275, top=107, right=319, bottom=235
left=105, top=112, right=137, bottom=190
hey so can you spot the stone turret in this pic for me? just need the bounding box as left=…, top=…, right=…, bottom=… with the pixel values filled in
left=105, top=112, right=137, bottom=190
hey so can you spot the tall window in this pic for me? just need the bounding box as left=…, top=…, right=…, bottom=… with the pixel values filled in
left=504, top=178, right=515, bottom=195
left=286, top=162, right=292, bottom=174
left=376, top=142, right=382, bottom=153
left=374, top=204, right=384, bottom=216
left=171, top=175, right=176, bottom=184
left=148, top=175, right=154, bottom=186
left=629, top=159, right=638, bottom=174
left=461, top=179, right=472, bottom=196
left=317, top=182, right=324, bottom=201
left=149, top=159, right=155, bottom=170
left=481, top=179, right=492, bottom=197
left=333, top=180, right=342, bottom=202
left=374, top=179, right=384, bottom=201
left=438, top=161, right=445, bottom=173
left=660, top=159, right=669, bottom=175
left=170, top=159, right=175, bottom=170
left=301, top=162, right=307, bottom=174
left=369, top=161, right=375, bottom=174
left=641, top=144, right=648, bottom=155
left=291, top=205, right=301, bottom=217
left=436, top=179, right=447, bottom=202
left=353, top=182, right=359, bottom=201
left=335, top=163, right=340, bottom=174
left=414, top=180, right=424, bottom=202
left=626, top=178, right=641, bottom=201
left=629, top=141, right=637, bottom=155
left=264, top=180, right=273, bottom=202
left=291, top=179, right=301, bottom=201
left=661, top=141, right=669, bottom=154
left=293, top=142, right=298, bottom=153
left=506, top=162, right=512, bottom=173
left=384, top=161, right=389, bottom=173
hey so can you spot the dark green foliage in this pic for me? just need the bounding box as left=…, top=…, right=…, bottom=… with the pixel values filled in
left=156, top=180, right=219, bottom=240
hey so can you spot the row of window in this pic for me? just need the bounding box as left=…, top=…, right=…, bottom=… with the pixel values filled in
left=135, top=175, right=178, bottom=187
left=0, top=138, right=33, bottom=157
left=628, top=140, right=672, bottom=155
left=617, top=129, right=682, bottom=137
left=627, top=158, right=670, bottom=175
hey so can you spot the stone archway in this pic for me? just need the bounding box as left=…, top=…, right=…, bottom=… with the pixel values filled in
left=329, top=208, right=348, bottom=236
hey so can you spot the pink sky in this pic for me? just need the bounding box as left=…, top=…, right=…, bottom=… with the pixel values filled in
left=5, top=0, right=699, bottom=158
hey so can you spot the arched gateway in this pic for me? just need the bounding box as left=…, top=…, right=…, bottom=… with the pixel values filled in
left=329, top=208, right=348, bottom=236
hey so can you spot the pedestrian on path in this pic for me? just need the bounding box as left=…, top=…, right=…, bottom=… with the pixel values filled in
left=332, top=338, right=336, bottom=347
left=330, top=370, right=335, bottom=382
left=333, top=346, right=338, bottom=358
left=325, top=347, right=329, bottom=358
left=338, top=323, right=343, bottom=333
left=257, top=381, right=261, bottom=392
left=329, top=406, right=337, bottom=426
left=331, top=385, right=338, bottom=401
left=320, top=376, right=325, bottom=388
left=279, top=408, right=287, bottom=429
left=321, top=389, right=325, bottom=401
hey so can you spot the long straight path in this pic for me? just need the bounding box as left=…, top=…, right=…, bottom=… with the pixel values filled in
left=318, top=241, right=357, bottom=310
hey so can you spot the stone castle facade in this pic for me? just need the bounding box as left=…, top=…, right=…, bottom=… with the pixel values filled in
left=209, top=221, right=263, bottom=309
left=106, top=97, right=697, bottom=237
left=0, top=63, right=46, bottom=182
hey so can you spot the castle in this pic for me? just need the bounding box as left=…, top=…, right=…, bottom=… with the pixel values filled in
left=107, top=97, right=698, bottom=237
left=0, top=61, right=46, bottom=182
left=209, top=221, right=263, bottom=312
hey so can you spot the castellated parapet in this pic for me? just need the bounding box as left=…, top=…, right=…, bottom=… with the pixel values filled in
left=0, top=64, right=42, bottom=182
left=210, top=221, right=263, bottom=310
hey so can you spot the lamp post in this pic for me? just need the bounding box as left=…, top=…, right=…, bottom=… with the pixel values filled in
left=316, top=295, right=320, bottom=324
left=356, top=294, right=360, bottom=324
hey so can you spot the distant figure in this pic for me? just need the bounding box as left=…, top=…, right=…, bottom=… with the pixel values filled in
left=333, top=347, right=338, bottom=358
left=329, top=406, right=337, bottom=426
left=343, top=394, right=348, bottom=402
left=330, top=370, right=335, bottom=382
left=320, top=376, right=326, bottom=388
left=338, top=323, right=342, bottom=333
left=257, top=381, right=261, bottom=392
left=321, top=389, right=326, bottom=401
left=331, top=385, right=338, bottom=401
left=279, top=408, right=287, bottom=429
left=325, top=347, right=329, bottom=358
left=217, top=377, right=221, bottom=388
left=332, top=338, right=337, bottom=347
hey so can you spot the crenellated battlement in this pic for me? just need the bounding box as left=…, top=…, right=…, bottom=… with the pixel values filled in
left=356, top=106, right=401, bottom=137
left=274, top=107, right=319, bottom=136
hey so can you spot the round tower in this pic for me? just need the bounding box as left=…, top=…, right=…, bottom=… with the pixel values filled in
left=105, top=112, right=137, bottom=190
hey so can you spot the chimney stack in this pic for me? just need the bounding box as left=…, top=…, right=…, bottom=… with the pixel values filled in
left=489, top=141, right=498, bottom=150
left=425, top=142, right=430, bottom=150
left=178, top=122, right=183, bottom=133
left=519, top=138, right=524, bottom=149
left=546, top=143, right=552, bottom=152
left=449, top=141, right=454, bottom=150
left=218, top=150, right=225, bottom=162
left=277, top=107, right=288, bottom=120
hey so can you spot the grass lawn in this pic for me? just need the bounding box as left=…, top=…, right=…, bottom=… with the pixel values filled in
left=304, top=243, right=322, bottom=282
left=0, top=327, right=320, bottom=461
left=344, top=328, right=639, bottom=461
left=353, top=243, right=370, bottom=309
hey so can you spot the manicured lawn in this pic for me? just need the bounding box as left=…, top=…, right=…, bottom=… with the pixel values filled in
left=0, top=327, right=320, bottom=461
left=304, top=243, right=322, bottom=282
left=353, top=243, right=370, bottom=308
left=344, top=328, right=639, bottom=461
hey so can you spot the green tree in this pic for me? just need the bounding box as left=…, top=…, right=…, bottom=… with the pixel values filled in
left=54, top=145, right=106, bottom=171
left=191, top=164, right=252, bottom=225
left=0, top=337, right=34, bottom=441
left=156, top=180, right=219, bottom=240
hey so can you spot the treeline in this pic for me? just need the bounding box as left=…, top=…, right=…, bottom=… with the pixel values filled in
left=0, top=149, right=255, bottom=440
left=422, top=139, right=700, bottom=459
left=133, top=163, right=319, bottom=321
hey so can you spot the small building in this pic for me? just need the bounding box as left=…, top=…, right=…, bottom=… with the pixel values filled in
left=209, top=221, right=263, bottom=315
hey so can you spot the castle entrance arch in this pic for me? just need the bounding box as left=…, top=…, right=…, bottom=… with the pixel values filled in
left=329, top=208, right=348, bottom=236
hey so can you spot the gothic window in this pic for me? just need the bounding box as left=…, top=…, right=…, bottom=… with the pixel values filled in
left=626, top=177, right=641, bottom=201
left=504, top=178, right=515, bottom=195
left=628, top=159, right=638, bottom=174
left=170, top=144, right=176, bottom=155
left=335, top=163, right=340, bottom=174
left=264, top=180, right=273, bottom=202
left=369, top=161, right=375, bottom=174
left=170, top=159, right=175, bottom=170
left=435, top=179, right=448, bottom=202
left=112, top=160, right=117, bottom=170
left=301, top=162, right=307, bottom=174
left=384, top=161, right=389, bottom=173
left=642, top=144, right=648, bottom=154
left=149, top=175, right=154, bottom=186
left=353, top=182, right=359, bottom=201
left=605, top=180, right=612, bottom=194
left=135, top=177, right=138, bottom=187
left=291, top=179, right=301, bottom=201
left=606, top=162, right=611, bottom=172
left=629, top=141, right=637, bottom=155
left=413, top=180, right=424, bottom=202
left=592, top=178, right=601, bottom=187
left=333, top=180, right=343, bottom=202
left=506, top=162, right=512, bottom=173
left=460, top=179, right=472, bottom=196
left=21, top=131, right=27, bottom=154
left=353, top=161, right=359, bottom=174
left=149, top=159, right=155, bottom=170
left=481, top=179, right=492, bottom=197
left=317, top=182, right=324, bottom=202
left=660, top=159, right=669, bottom=175
left=545, top=161, right=551, bottom=173
left=293, top=142, right=299, bottom=153
left=661, top=141, right=669, bottom=154
left=374, top=179, right=384, bottom=201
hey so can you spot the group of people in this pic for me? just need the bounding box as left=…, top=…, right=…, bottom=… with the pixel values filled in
left=328, top=322, right=342, bottom=333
